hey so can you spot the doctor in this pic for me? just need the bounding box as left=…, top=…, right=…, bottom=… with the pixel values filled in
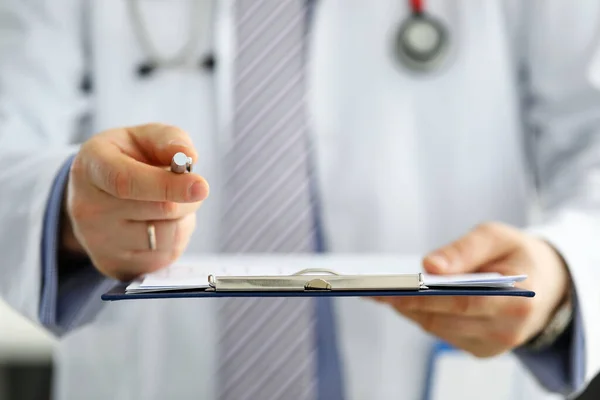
left=0, top=0, right=599, bottom=399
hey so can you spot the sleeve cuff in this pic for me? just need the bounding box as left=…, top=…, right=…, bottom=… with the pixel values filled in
left=514, top=219, right=590, bottom=396
left=39, top=154, right=110, bottom=336
left=514, top=296, right=585, bottom=396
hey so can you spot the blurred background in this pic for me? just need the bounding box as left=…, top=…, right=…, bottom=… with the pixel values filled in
left=2, top=296, right=599, bottom=400
left=0, top=300, right=54, bottom=400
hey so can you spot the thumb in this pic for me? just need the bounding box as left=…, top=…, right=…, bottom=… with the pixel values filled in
left=127, top=123, right=199, bottom=166
left=423, top=222, right=519, bottom=275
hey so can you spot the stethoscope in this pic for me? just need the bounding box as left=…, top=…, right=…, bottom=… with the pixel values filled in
left=394, top=0, right=450, bottom=73
left=128, top=0, right=216, bottom=77
left=129, top=0, right=450, bottom=78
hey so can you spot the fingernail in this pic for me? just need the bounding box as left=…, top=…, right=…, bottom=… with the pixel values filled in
left=167, top=139, right=192, bottom=149
left=188, top=182, right=206, bottom=201
left=426, top=254, right=449, bottom=271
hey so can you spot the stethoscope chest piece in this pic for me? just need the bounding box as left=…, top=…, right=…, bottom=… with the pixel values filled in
left=394, top=13, right=449, bottom=73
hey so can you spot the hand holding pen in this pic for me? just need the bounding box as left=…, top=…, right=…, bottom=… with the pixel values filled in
left=61, top=123, right=209, bottom=281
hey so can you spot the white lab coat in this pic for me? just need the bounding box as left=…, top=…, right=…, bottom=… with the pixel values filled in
left=1, top=0, right=600, bottom=399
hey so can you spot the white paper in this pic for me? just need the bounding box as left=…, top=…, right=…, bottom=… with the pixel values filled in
left=125, top=255, right=527, bottom=293
left=423, top=273, right=527, bottom=287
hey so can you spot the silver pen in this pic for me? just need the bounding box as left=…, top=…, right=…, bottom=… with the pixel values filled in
left=170, top=152, right=193, bottom=174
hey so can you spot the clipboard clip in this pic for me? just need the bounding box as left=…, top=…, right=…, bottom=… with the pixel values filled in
left=208, top=268, right=425, bottom=292
left=304, top=278, right=332, bottom=291
left=294, top=268, right=335, bottom=290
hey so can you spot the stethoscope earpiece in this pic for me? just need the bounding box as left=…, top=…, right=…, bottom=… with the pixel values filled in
left=200, top=53, right=217, bottom=72
left=137, top=62, right=157, bottom=78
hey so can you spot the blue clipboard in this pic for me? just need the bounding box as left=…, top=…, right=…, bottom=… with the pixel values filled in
left=102, top=285, right=535, bottom=301
left=102, top=270, right=535, bottom=301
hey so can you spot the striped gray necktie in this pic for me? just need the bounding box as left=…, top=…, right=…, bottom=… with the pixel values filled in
left=217, top=1, right=317, bottom=400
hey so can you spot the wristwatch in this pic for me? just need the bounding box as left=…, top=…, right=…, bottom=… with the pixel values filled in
left=526, top=291, right=574, bottom=351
